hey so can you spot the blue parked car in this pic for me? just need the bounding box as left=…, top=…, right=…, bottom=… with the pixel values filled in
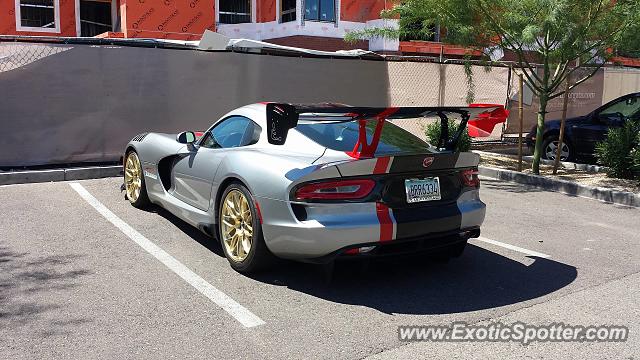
left=526, top=93, right=640, bottom=162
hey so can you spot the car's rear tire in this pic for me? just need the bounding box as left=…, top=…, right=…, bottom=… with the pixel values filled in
left=124, top=151, right=150, bottom=208
left=218, top=182, right=274, bottom=273
left=542, top=135, right=574, bottom=162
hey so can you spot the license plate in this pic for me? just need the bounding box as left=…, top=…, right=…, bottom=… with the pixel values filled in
left=405, top=177, right=441, bottom=203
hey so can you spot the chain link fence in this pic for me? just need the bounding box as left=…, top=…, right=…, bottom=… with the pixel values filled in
left=0, top=42, right=72, bottom=73
left=386, top=59, right=513, bottom=143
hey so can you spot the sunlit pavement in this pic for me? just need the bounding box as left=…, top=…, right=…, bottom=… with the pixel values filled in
left=1, top=177, right=638, bottom=359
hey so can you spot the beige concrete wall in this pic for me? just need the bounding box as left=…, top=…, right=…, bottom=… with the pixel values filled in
left=603, top=67, right=640, bottom=103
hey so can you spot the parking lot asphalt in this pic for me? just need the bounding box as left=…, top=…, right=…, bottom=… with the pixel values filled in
left=1, top=177, right=638, bottom=359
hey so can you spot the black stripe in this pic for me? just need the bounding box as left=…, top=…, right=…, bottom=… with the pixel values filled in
left=388, top=153, right=460, bottom=173
left=389, top=153, right=459, bottom=174
left=392, top=203, right=462, bottom=240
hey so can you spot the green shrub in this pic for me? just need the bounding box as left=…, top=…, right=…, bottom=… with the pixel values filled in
left=631, top=133, right=640, bottom=181
left=424, top=120, right=472, bottom=152
left=595, top=121, right=640, bottom=179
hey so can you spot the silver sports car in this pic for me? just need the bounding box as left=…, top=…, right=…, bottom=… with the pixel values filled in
left=122, top=103, right=508, bottom=273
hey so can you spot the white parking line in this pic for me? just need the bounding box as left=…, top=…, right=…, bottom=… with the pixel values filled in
left=471, top=236, right=551, bottom=258
left=69, top=182, right=265, bottom=328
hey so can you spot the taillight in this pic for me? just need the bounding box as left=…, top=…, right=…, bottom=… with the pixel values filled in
left=294, top=179, right=376, bottom=200
left=460, top=169, right=480, bottom=188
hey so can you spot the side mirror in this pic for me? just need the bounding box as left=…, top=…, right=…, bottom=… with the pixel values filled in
left=176, top=131, right=196, bottom=144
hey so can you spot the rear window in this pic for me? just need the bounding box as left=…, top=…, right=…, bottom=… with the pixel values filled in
left=296, top=121, right=432, bottom=155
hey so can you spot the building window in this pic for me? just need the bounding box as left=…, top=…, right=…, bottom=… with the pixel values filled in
left=400, top=19, right=440, bottom=42
left=16, top=0, right=60, bottom=32
left=80, top=0, right=113, bottom=37
left=281, top=0, right=296, bottom=23
left=219, top=0, right=251, bottom=24
left=304, top=0, right=335, bottom=22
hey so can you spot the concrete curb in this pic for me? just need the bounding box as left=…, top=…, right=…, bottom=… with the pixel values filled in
left=0, top=165, right=122, bottom=186
left=473, top=150, right=606, bottom=173
left=479, top=166, right=640, bottom=207
left=3, top=164, right=637, bottom=207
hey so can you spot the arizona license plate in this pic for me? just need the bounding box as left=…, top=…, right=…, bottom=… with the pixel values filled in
left=405, top=177, right=441, bottom=203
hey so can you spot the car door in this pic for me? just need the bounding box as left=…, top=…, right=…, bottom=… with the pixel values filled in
left=171, top=116, right=255, bottom=211
left=570, top=116, right=609, bottom=157
left=572, top=94, right=640, bottom=156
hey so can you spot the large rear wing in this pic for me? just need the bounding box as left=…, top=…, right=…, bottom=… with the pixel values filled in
left=266, top=103, right=509, bottom=158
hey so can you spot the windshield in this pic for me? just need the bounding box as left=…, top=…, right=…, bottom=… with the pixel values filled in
left=295, top=121, right=433, bottom=156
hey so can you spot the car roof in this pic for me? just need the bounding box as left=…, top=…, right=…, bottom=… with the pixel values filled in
left=211, top=103, right=334, bottom=155
left=216, top=103, right=269, bottom=129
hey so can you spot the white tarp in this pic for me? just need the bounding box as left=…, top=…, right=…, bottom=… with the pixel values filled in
left=197, top=29, right=376, bottom=58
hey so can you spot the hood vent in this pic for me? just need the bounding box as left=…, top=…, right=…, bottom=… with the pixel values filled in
left=132, top=133, right=149, bottom=142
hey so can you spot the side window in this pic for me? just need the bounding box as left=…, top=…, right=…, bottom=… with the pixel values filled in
left=599, top=96, right=640, bottom=119
left=201, top=116, right=259, bottom=149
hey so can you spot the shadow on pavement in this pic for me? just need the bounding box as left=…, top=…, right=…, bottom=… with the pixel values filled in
left=142, top=205, right=225, bottom=257
left=0, top=246, right=92, bottom=333
left=144, top=203, right=577, bottom=315
left=250, top=245, right=577, bottom=315
left=482, top=178, right=637, bottom=209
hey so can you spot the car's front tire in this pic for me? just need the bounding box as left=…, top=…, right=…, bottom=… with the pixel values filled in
left=124, top=151, right=150, bottom=208
left=542, top=135, right=574, bottom=162
left=218, top=182, right=274, bottom=273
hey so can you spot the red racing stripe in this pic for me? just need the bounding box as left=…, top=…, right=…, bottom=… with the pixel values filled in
left=373, top=157, right=390, bottom=174
left=376, top=202, right=393, bottom=242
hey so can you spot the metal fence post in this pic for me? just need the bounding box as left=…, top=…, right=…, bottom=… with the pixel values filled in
left=553, top=77, right=571, bottom=174
left=438, top=61, right=446, bottom=107
left=518, top=72, right=524, bottom=172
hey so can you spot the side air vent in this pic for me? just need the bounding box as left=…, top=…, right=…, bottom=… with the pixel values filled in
left=132, top=133, right=149, bottom=142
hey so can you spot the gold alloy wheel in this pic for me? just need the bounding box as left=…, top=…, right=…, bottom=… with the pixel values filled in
left=124, top=152, right=142, bottom=203
left=220, top=189, right=254, bottom=262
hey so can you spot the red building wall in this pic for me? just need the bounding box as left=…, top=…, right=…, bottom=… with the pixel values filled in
left=341, top=0, right=388, bottom=22
left=257, top=0, right=275, bottom=23
left=0, top=0, right=77, bottom=36
left=1, top=1, right=389, bottom=44
left=121, top=0, right=215, bottom=40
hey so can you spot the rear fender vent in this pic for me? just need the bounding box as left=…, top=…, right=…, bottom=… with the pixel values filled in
left=132, top=133, right=149, bottom=142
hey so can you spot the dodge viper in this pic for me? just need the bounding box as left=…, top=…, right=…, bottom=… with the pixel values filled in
left=122, top=103, right=508, bottom=273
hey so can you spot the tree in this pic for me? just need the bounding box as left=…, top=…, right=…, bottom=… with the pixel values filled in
left=347, top=0, right=640, bottom=174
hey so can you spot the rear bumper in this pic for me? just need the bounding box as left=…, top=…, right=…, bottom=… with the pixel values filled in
left=305, top=228, right=479, bottom=264
left=257, top=189, right=485, bottom=261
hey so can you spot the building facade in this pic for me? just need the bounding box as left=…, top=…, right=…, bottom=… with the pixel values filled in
left=6, top=1, right=635, bottom=61
left=0, top=0, right=400, bottom=52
